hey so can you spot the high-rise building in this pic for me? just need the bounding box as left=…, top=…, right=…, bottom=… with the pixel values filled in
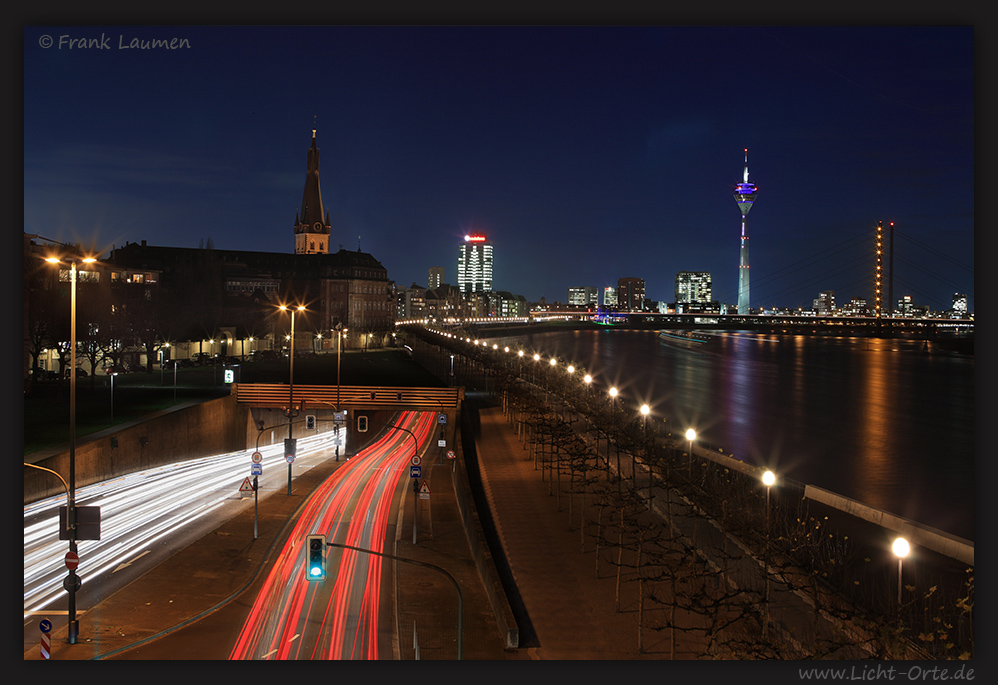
left=733, top=149, right=758, bottom=315
left=813, top=290, right=835, bottom=316
left=294, top=129, right=332, bottom=255
left=675, top=272, right=712, bottom=304
left=428, top=266, right=444, bottom=290
left=952, top=293, right=968, bottom=318
left=603, top=286, right=617, bottom=307
left=457, top=233, right=493, bottom=295
left=617, top=277, right=645, bottom=311
left=568, top=287, right=598, bottom=306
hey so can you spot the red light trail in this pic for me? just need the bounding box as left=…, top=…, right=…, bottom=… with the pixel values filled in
left=229, top=410, right=435, bottom=660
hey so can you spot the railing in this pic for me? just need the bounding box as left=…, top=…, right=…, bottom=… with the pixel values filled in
left=231, top=383, right=462, bottom=409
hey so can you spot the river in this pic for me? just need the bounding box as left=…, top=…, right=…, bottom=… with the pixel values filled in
left=495, top=329, right=974, bottom=542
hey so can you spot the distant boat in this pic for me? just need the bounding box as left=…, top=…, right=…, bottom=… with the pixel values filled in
left=658, top=330, right=709, bottom=345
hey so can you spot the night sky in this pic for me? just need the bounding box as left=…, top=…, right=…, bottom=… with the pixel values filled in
left=23, top=24, right=975, bottom=312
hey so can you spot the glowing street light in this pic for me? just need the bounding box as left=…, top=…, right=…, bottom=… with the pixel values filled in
left=279, top=304, right=306, bottom=495
left=44, top=253, right=96, bottom=644
left=685, top=428, right=696, bottom=474
left=893, top=537, right=910, bottom=616
left=762, top=469, right=776, bottom=637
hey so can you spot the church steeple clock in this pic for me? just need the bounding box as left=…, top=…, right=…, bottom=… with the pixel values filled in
left=294, top=129, right=332, bottom=254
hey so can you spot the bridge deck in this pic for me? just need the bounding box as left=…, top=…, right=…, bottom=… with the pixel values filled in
left=232, top=383, right=462, bottom=410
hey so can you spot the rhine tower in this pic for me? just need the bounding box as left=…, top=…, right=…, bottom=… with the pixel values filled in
left=733, top=148, right=758, bottom=315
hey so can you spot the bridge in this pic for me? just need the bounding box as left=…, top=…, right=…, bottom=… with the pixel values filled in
left=232, top=383, right=463, bottom=411
left=408, top=313, right=973, bottom=339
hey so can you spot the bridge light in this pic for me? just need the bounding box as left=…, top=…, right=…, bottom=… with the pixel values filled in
left=306, top=534, right=326, bottom=580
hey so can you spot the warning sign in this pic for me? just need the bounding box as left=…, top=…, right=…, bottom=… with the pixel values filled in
left=239, top=477, right=254, bottom=496
left=418, top=480, right=431, bottom=500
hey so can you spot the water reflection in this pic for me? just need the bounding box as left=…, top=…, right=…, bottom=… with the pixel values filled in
left=498, top=329, right=974, bottom=540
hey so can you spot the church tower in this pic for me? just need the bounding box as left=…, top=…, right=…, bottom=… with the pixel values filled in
left=294, top=129, right=332, bottom=254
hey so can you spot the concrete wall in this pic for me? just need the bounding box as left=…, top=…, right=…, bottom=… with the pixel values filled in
left=451, top=405, right=520, bottom=649
left=24, top=394, right=257, bottom=505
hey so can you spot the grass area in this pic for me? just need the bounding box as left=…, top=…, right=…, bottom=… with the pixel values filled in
left=23, top=348, right=444, bottom=456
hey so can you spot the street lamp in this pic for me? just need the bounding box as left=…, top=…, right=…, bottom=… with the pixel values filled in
left=110, top=371, right=118, bottom=422
left=45, top=253, right=96, bottom=645
left=279, top=304, right=306, bottom=495
left=892, top=537, right=910, bottom=616
left=762, top=469, right=776, bottom=638
left=685, top=428, right=696, bottom=475
left=334, top=323, right=346, bottom=459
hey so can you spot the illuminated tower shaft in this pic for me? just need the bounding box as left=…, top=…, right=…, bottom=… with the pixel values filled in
left=733, top=149, right=758, bottom=315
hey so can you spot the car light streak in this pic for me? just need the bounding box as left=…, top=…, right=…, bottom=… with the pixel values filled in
left=230, top=411, right=434, bottom=660
left=24, top=429, right=342, bottom=618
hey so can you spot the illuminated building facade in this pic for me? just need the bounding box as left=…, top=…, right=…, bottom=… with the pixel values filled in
left=457, top=233, right=493, bottom=295
left=675, top=271, right=712, bottom=304
left=733, top=149, right=757, bottom=315
left=294, top=129, right=332, bottom=255
left=952, top=293, right=968, bottom=318
left=603, top=287, right=617, bottom=307
left=617, top=277, right=645, bottom=311
left=428, top=266, right=444, bottom=290
left=568, top=286, right=598, bottom=306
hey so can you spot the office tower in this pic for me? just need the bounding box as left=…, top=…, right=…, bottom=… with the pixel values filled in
left=952, top=293, right=968, bottom=318
left=733, top=148, right=757, bottom=314
left=617, top=277, right=645, bottom=311
left=294, top=129, right=332, bottom=255
left=568, top=287, right=598, bottom=306
left=675, top=272, right=712, bottom=304
left=428, top=266, right=444, bottom=290
left=457, top=233, right=493, bottom=295
left=813, top=290, right=835, bottom=316
left=603, top=287, right=617, bottom=307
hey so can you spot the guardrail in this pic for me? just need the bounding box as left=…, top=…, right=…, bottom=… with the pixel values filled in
left=231, top=383, right=463, bottom=409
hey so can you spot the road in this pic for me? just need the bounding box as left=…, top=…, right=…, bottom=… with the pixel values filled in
left=229, top=410, right=435, bottom=659
left=23, top=425, right=345, bottom=646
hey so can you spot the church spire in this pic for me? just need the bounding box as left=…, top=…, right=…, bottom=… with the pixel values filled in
left=294, top=128, right=331, bottom=254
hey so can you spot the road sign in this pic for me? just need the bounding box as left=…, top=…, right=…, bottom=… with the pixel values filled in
left=63, top=572, right=82, bottom=593
left=239, top=477, right=255, bottom=495
left=437, top=439, right=446, bottom=448
left=419, top=480, right=431, bottom=500
left=40, top=619, right=52, bottom=633
left=251, top=463, right=263, bottom=476
left=410, top=455, right=421, bottom=466
left=40, top=628, right=51, bottom=660
left=251, top=451, right=263, bottom=464
left=285, top=454, right=295, bottom=464
left=438, top=413, right=447, bottom=424
left=65, top=551, right=79, bottom=570
left=446, top=450, right=456, bottom=460
left=410, top=465, right=421, bottom=478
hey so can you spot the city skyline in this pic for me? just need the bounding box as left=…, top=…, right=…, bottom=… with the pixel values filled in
left=23, top=25, right=974, bottom=312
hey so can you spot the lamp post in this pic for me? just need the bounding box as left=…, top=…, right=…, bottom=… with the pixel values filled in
left=762, top=469, right=776, bottom=638
left=892, top=537, right=910, bottom=617
left=609, top=387, right=619, bottom=490
left=280, top=304, right=305, bottom=495
left=685, top=428, right=696, bottom=476
left=110, top=371, right=118, bottom=422
left=45, top=253, right=95, bottom=645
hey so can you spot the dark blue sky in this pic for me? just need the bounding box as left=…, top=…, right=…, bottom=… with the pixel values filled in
left=23, top=25, right=975, bottom=312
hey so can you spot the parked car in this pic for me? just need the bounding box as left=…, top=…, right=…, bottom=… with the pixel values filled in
left=190, top=352, right=213, bottom=365
left=103, top=364, right=129, bottom=375
left=64, top=367, right=88, bottom=378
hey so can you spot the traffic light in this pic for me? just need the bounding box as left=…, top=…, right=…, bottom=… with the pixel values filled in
left=305, top=414, right=316, bottom=430
left=357, top=415, right=368, bottom=432
left=284, top=437, right=297, bottom=460
left=306, top=534, right=326, bottom=580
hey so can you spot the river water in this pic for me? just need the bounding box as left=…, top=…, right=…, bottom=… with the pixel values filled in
left=496, top=329, right=974, bottom=542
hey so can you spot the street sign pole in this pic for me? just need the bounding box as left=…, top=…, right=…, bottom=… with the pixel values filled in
left=412, top=477, right=419, bottom=544
left=253, top=475, right=259, bottom=539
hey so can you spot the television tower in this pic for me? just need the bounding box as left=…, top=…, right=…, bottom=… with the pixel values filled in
left=733, top=148, right=758, bottom=315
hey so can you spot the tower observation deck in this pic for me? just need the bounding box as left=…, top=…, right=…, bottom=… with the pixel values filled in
left=734, top=149, right=757, bottom=315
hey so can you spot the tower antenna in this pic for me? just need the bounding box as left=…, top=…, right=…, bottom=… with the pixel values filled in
left=733, top=148, right=758, bottom=315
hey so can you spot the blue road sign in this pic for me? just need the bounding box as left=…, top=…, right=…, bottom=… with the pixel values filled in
left=251, top=463, right=263, bottom=476
left=40, top=619, right=52, bottom=633
left=438, top=413, right=447, bottom=424
left=410, top=465, right=421, bottom=478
